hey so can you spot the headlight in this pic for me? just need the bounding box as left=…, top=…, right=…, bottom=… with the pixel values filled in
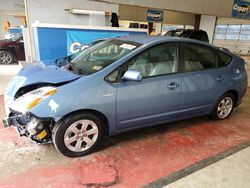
left=12, top=86, right=58, bottom=113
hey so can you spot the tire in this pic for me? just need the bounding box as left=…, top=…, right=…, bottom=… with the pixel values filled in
left=52, top=113, right=104, bottom=157
left=210, top=93, right=235, bottom=120
left=0, top=50, right=14, bottom=64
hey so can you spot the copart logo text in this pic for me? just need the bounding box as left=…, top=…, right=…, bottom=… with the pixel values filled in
left=233, top=3, right=249, bottom=14
left=69, top=42, right=89, bottom=54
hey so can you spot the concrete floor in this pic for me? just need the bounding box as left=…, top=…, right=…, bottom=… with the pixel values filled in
left=166, top=147, right=250, bottom=188
left=0, top=64, right=22, bottom=95
left=0, top=64, right=250, bottom=187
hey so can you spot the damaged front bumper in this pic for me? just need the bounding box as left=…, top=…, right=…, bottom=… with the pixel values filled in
left=2, top=111, right=53, bottom=144
left=2, top=117, right=13, bottom=128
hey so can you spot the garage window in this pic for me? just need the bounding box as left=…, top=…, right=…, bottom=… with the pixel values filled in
left=214, top=24, right=250, bottom=41
left=213, top=24, right=250, bottom=56
left=240, top=25, right=250, bottom=40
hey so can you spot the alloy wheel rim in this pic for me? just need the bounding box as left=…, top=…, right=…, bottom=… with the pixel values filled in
left=64, top=119, right=99, bottom=152
left=0, top=51, right=12, bottom=64
left=217, top=97, right=233, bottom=119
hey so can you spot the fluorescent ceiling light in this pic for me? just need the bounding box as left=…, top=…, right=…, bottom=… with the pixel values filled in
left=68, top=9, right=105, bottom=15
left=7, top=12, right=25, bottom=17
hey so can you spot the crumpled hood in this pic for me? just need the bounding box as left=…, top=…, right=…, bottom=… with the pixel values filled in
left=5, top=62, right=80, bottom=98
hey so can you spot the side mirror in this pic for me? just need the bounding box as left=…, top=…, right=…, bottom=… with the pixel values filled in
left=122, top=69, right=142, bottom=82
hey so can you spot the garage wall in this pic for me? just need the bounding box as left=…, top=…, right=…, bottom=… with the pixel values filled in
left=119, top=5, right=195, bottom=26
left=0, top=11, right=25, bottom=39
left=94, top=0, right=234, bottom=17
left=0, top=0, right=25, bottom=39
left=199, top=15, right=217, bottom=43
left=25, top=0, right=119, bottom=26
left=25, top=0, right=119, bottom=61
left=217, top=17, right=250, bottom=25
left=163, top=11, right=195, bottom=26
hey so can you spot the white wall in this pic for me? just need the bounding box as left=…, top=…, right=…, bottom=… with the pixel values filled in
left=25, top=0, right=119, bottom=60
left=199, top=15, right=217, bottom=43
left=0, top=11, right=25, bottom=39
left=25, top=0, right=118, bottom=26
left=0, top=11, right=7, bottom=39
left=0, top=0, right=25, bottom=39
left=0, top=0, right=24, bottom=12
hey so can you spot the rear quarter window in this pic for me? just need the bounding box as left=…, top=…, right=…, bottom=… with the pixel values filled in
left=218, top=52, right=232, bottom=67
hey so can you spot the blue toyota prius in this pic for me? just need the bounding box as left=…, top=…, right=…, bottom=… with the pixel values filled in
left=2, top=36, right=248, bottom=157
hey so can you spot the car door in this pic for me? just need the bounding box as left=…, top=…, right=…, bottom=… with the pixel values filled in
left=115, top=42, right=181, bottom=130
left=178, top=42, right=229, bottom=119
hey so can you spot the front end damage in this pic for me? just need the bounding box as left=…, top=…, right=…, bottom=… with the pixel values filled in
left=2, top=110, right=53, bottom=144
left=1, top=62, right=81, bottom=144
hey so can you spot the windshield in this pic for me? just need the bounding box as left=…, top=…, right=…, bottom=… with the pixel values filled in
left=70, top=39, right=141, bottom=75
left=69, top=39, right=108, bottom=62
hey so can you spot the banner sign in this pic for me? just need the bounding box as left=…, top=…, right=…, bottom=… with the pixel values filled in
left=232, top=0, right=250, bottom=19
left=9, top=28, right=22, bottom=34
left=147, top=9, right=164, bottom=22
left=66, top=30, right=140, bottom=55
left=33, top=25, right=147, bottom=63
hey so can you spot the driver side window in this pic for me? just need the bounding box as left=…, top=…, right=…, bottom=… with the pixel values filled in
left=127, top=43, right=178, bottom=78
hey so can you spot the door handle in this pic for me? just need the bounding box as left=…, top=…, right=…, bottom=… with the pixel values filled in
left=216, top=75, right=224, bottom=81
left=167, top=82, right=180, bottom=90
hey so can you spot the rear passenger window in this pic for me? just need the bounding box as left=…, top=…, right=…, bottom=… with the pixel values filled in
left=218, top=52, right=232, bottom=66
left=127, top=43, right=178, bottom=78
left=182, top=43, right=217, bottom=72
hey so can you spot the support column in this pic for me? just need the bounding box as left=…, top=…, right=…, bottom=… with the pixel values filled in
left=148, top=22, right=153, bottom=35
left=199, top=15, right=217, bottom=43
left=194, top=14, right=201, bottom=30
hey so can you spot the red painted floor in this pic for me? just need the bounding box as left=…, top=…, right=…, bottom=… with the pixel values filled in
left=0, top=90, right=250, bottom=188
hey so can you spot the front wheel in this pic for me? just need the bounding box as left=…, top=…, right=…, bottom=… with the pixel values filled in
left=211, top=93, right=235, bottom=120
left=52, top=113, right=104, bottom=157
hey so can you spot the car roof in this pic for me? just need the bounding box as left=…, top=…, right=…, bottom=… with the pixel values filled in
left=116, top=35, right=169, bottom=44
left=115, top=35, right=234, bottom=56
left=116, top=35, right=215, bottom=49
left=170, top=29, right=205, bottom=32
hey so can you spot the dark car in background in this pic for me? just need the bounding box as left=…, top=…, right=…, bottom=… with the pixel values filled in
left=164, top=29, right=209, bottom=43
left=0, top=33, right=25, bottom=64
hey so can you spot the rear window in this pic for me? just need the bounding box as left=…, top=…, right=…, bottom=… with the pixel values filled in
left=218, top=52, right=232, bottom=66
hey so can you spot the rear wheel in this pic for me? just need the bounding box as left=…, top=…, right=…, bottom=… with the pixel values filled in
left=211, top=93, right=235, bottom=120
left=52, top=113, right=104, bottom=157
left=0, top=50, right=14, bottom=64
